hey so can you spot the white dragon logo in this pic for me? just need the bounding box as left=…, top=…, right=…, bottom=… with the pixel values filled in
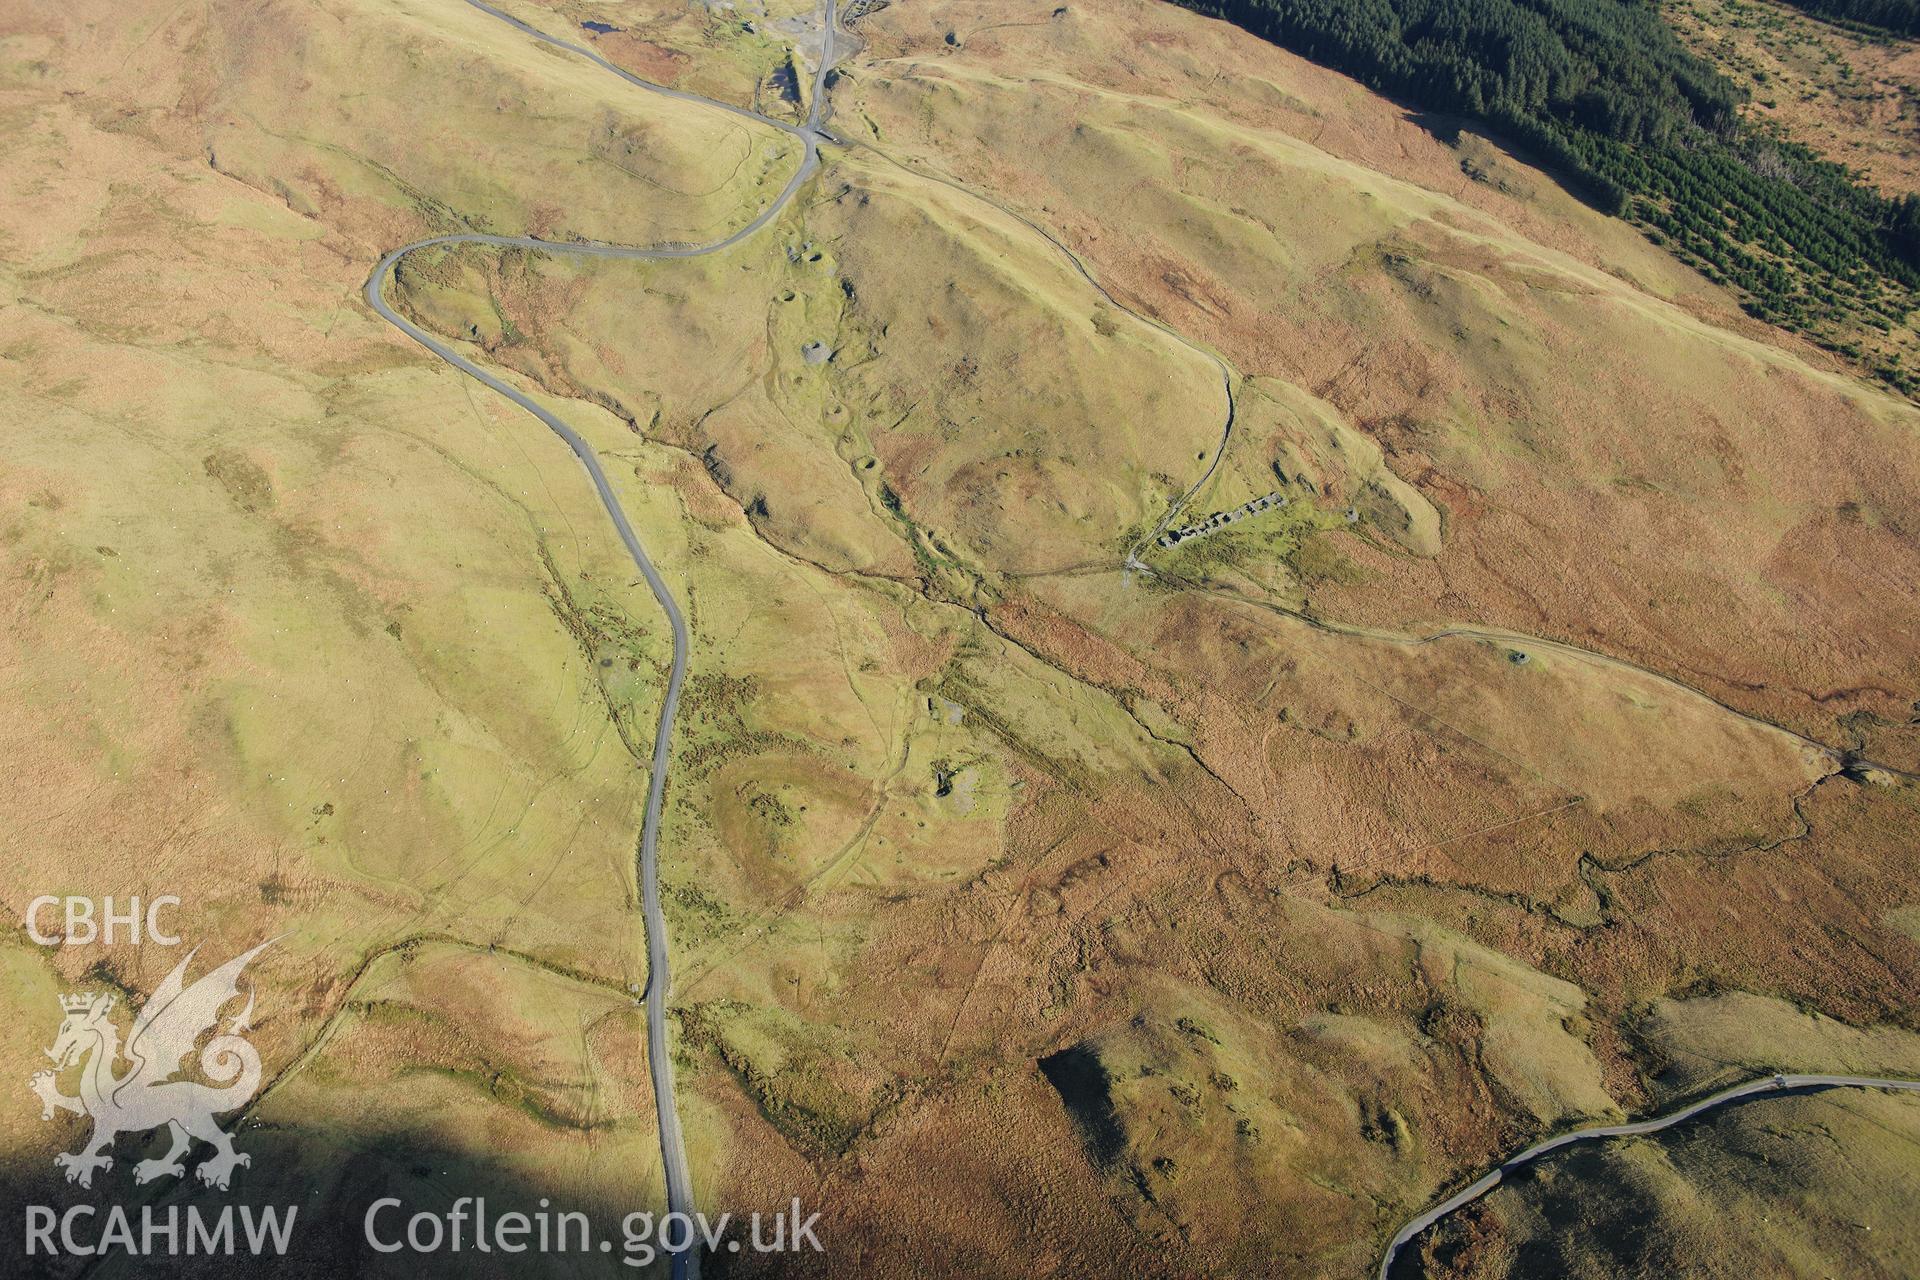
left=29, top=940, right=274, bottom=1191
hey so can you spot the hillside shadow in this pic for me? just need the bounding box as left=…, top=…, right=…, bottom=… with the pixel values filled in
left=0, top=1118, right=818, bottom=1280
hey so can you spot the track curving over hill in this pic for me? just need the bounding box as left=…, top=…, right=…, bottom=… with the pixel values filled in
left=1378, top=1072, right=1920, bottom=1279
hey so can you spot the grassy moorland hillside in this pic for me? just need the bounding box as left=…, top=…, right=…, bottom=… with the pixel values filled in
left=1175, top=0, right=1920, bottom=391
left=2, top=0, right=1917, bottom=1275
left=1418, top=994, right=1920, bottom=1277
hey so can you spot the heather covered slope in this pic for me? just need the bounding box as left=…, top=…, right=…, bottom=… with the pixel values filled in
left=843, top=0, right=1920, bottom=753
left=0, top=0, right=1917, bottom=1276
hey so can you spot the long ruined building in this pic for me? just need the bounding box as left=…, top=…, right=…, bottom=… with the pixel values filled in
left=1158, top=491, right=1286, bottom=548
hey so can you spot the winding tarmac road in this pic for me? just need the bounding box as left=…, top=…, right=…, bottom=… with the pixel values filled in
left=364, top=4, right=841, bottom=1276
left=1377, top=1072, right=1920, bottom=1279
left=362, top=11, right=1920, bottom=1280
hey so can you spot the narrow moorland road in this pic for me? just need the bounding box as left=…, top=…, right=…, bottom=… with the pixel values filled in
left=366, top=13, right=1919, bottom=1280
left=1378, top=1072, right=1920, bottom=1279
left=364, top=4, right=840, bottom=1277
